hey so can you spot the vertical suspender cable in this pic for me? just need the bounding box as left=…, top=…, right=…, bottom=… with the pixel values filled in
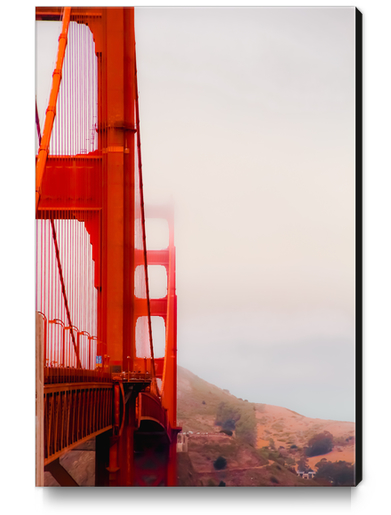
left=50, top=219, right=81, bottom=368
left=37, top=7, right=80, bottom=368
left=36, top=6, right=71, bottom=210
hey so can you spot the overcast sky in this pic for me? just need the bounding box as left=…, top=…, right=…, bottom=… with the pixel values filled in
left=36, top=7, right=356, bottom=422
left=134, top=7, right=356, bottom=422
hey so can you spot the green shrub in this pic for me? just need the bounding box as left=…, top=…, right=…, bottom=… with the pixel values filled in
left=305, top=432, right=333, bottom=457
left=306, top=442, right=332, bottom=457
left=220, top=429, right=233, bottom=436
left=315, top=461, right=355, bottom=486
left=215, top=402, right=240, bottom=428
left=223, top=419, right=236, bottom=431
left=236, top=417, right=257, bottom=446
left=259, top=447, right=270, bottom=460
left=268, top=450, right=280, bottom=462
left=215, top=401, right=257, bottom=446
left=214, top=456, right=227, bottom=470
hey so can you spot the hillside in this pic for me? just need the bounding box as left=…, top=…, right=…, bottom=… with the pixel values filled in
left=177, top=366, right=355, bottom=486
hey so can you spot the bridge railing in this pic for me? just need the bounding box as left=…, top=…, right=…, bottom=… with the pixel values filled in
left=38, top=312, right=111, bottom=384
left=44, top=382, right=113, bottom=465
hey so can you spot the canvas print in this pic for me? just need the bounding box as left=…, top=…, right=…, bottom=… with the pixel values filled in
left=35, top=6, right=361, bottom=487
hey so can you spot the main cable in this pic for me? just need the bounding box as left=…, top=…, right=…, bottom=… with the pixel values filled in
left=134, top=44, right=157, bottom=389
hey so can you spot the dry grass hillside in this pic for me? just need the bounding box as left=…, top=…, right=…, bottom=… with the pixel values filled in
left=177, top=366, right=355, bottom=487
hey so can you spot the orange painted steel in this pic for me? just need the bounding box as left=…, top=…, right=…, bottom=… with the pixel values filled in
left=44, top=383, right=113, bottom=466
left=36, top=6, right=180, bottom=486
left=36, top=7, right=71, bottom=210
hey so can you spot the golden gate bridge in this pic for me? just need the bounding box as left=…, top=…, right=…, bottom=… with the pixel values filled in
left=35, top=6, right=180, bottom=486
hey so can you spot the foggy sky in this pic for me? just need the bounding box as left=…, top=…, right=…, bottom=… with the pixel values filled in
left=135, top=7, right=356, bottom=421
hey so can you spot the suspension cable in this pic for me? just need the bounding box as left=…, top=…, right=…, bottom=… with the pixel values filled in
left=134, top=45, right=157, bottom=388
left=35, top=99, right=42, bottom=146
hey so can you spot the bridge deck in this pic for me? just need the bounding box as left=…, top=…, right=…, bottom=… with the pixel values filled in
left=44, top=382, right=113, bottom=465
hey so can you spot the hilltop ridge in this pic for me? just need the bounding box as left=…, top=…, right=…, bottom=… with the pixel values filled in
left=177, top=366, right=355, bottom=486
